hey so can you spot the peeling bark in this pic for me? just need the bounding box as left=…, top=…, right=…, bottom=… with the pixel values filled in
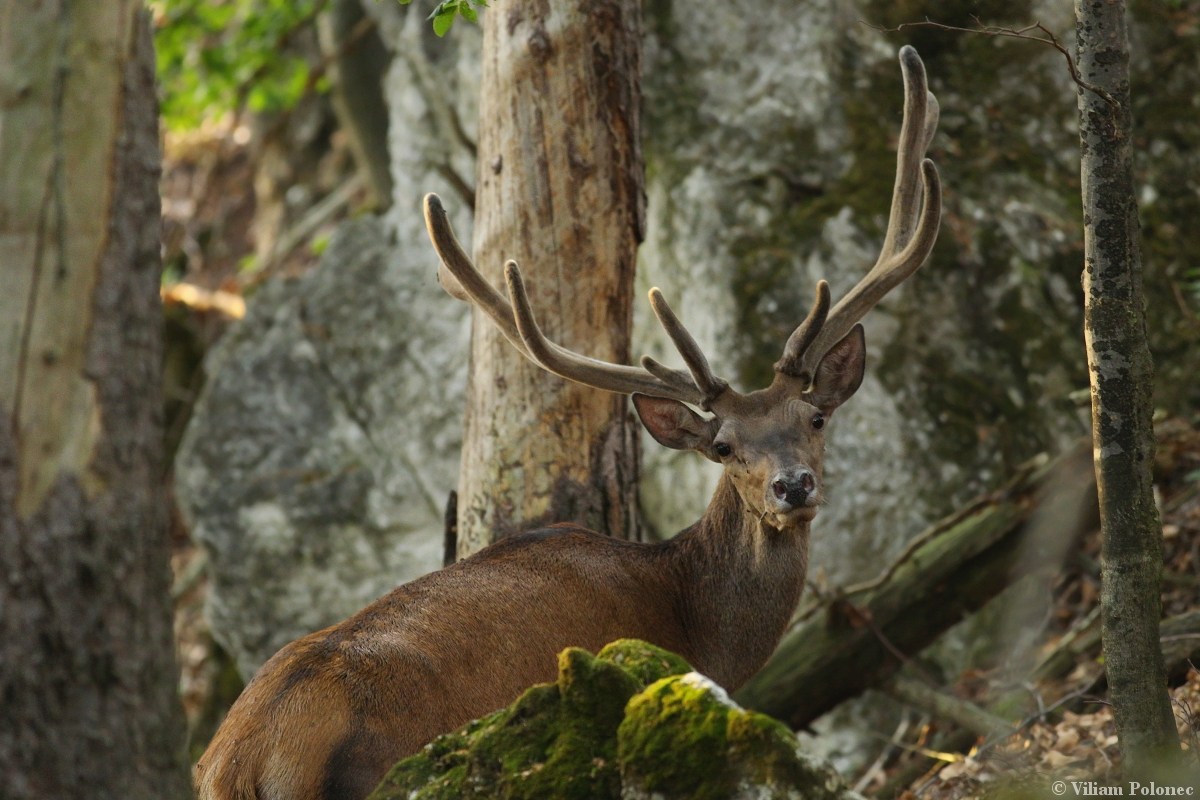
left=458, top=0, right=645, bottom=552
left=1074, top=0, right=1180, bottom=770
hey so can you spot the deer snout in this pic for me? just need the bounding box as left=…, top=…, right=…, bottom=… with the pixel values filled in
left=768, top=468, right=817, bottom=512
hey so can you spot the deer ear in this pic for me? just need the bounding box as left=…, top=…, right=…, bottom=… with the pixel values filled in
left=807, top=324, right=866, bottom=415
left=632, top=394, right=717, bottom=452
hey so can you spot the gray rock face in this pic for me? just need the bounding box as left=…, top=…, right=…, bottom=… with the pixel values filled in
left=178, top=2, right=481, bottom=677
left=176, top=218, right=466, bottom=676
left=633, top=0, right=1187, bottom=580
left=633, top=0, right=1198, bottom=769
left=636, top=2, right=1198, bottom=580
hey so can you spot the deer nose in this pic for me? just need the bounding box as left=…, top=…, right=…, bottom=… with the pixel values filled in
left=770, top=469, right=816, bottom=509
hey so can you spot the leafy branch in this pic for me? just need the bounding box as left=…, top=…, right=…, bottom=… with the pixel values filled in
left=153, top=0, right=332, bottom=130
left=396, top=0, right=488, bottom=37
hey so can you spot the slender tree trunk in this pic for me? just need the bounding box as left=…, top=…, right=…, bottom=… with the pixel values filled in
left=458, top=0, right=645, bottom=553
left=0, top=3, right=191, bottom=797
left=1075, top=0, right=1180, bottom=771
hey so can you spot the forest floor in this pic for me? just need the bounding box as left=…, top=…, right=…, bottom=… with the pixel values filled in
left=858, top=417, right=1200, bottom=798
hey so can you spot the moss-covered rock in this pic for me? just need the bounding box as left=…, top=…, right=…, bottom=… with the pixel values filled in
left=619, top=672, right=861, bottom=800
left=596, top=638, right=693, bottom=687
left=367, top=640, right=860, bottom=800
left=368, top=645, right=642, bottom=799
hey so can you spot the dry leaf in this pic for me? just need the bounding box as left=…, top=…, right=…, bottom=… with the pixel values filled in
left=938, top=757, right=975, bottom=781
left=1055, top=728, right=1080, bottom=750
left=1040, top=750, right=1079, bottom=769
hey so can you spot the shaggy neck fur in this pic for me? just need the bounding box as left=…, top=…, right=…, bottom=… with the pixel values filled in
left=665, top=473, right=811, bottom=688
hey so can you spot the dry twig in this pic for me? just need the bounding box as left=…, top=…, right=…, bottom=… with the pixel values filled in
left=862, top=16, right=1120, bottom=108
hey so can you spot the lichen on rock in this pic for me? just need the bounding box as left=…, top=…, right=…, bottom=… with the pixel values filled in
left=367, top=639, right=860, bottom=800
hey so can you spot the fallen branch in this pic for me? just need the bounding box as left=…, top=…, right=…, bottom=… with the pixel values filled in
left=887, top=676, right=1011, bottom=741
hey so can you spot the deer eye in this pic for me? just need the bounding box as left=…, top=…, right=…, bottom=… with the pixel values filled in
left=811, top=413, right=825, bottom=430
left=714, top=442, right=733, bottom=458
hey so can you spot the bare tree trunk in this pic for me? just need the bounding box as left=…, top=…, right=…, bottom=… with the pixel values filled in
left=1075, top=0, right=1180, bottom=771
left=458, top=0, right=645, bottom=553
left=0, top=3, right=191, bottom=797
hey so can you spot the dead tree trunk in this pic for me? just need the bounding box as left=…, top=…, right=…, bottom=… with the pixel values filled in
left=0, top=4, right=190, bottom=797
left=457, top=0, right=645, bottom=553
left=1074, top=0, right=1180, bottom=770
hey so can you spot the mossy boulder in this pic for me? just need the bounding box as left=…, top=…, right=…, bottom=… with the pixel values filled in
left=619, top=672, right=857, bottom=800
left=597, top=637, right=693, bottom=687
left=366, top=639, right=861, bottom=800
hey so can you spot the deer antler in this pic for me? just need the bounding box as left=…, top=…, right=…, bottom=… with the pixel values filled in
left=426, top=46, right=940, bottom=407
left=777, top=45, right=942, bottom=384
left=424, top=193, right=730, bottom=409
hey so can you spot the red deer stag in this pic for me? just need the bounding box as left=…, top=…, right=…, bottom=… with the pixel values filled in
left=196, top=45, right=941, bottom=800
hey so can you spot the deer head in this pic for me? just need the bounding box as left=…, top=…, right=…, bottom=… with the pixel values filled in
left=424, top=44, right=940, bottom=537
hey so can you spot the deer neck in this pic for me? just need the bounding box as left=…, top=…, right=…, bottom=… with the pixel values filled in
left=667, top=473, right=811, bottom=689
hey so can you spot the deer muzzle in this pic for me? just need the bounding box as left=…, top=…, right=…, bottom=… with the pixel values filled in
left=767, top=468, right=818, bottom=518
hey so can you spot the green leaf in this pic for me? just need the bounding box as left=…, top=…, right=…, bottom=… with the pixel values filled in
left=432, top=10, right=455, bottom=37
left=310, top=233, right=332, bottom=257
left=422, top=0, right=486, bottom=36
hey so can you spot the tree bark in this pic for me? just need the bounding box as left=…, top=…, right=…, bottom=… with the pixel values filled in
left=0, top=3, right=191, bottom=797
left=458, top=0, right=645, bottom=553
left=1075, top=0, right=1180, bottom=770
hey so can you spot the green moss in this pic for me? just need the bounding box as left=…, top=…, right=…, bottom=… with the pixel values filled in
left=618, top=674, right=735, bottom=800
left=596, top=638, right=692, bottom=686
left=618, top=672, right=856, bottom=800
left=369, top=707, right=504, bottom=800
left=370, top=647, right=643, bottom=800
left=370, top=641, right=857, bottom=800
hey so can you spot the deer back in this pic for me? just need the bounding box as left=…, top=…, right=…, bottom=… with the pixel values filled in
left=197, top=528, right=690, bottom=799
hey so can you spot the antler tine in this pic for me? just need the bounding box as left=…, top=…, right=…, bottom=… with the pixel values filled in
left=423, top=193, right=527, bottom=353
left=882, top=46, right=939, bottom=257
left=774, top=280, right=831, bottom=382
left=424, top=192, right=713, bottom=405
left=794, top=46, right=943, bottom=380
left=647, top=289, right=729, bottom=408
left=502, top=261, right=707, bottom=406
left=639, top=355, right=701, bottom=396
